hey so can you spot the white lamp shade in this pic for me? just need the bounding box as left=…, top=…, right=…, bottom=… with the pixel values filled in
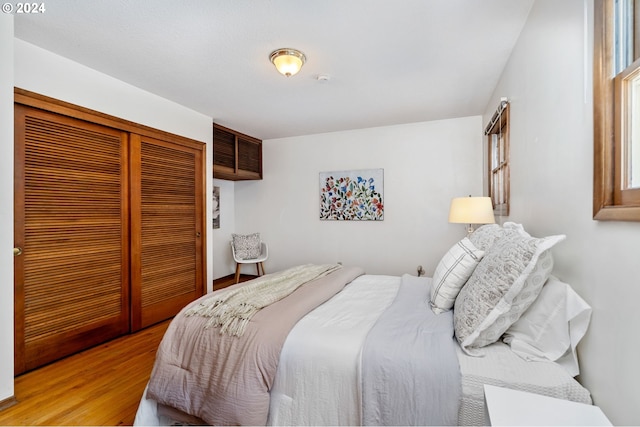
left=448, top=196, right=495, bottom=225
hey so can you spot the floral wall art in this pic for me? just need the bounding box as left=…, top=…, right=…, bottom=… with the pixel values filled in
left=319, top=169, right=384, bottom=220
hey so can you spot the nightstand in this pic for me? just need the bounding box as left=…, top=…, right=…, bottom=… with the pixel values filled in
left=483, top=384, right=611, bottom=426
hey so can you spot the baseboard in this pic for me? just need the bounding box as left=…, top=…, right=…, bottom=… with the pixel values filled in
left=0, top=395, right=17, bottom=412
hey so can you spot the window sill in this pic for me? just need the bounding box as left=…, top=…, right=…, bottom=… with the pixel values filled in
left=593, top=204, right=640, bottom=221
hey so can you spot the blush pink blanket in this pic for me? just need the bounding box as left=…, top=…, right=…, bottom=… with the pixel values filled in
left=146, top=266, right=364, bottom=425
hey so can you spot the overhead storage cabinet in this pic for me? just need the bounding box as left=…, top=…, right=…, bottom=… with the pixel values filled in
left=213, top=123, right=262, bottom=180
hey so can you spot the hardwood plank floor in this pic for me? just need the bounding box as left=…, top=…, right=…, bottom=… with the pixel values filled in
left=213, top=273, right=258, bottom=290
left=0, top=320, right=170, bottom=426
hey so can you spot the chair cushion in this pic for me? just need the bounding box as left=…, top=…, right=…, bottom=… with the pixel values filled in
left=232, top=233, right=261, bottom=260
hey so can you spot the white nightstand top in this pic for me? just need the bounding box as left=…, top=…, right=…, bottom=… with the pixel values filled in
left=483, top=384, right=611, bottom=426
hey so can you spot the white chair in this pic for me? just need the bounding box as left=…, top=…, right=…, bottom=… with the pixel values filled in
left=231, top=241, right=268, bottom=284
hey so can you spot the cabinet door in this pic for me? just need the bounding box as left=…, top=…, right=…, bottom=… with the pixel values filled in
left=129, top=135, right=204, bottom=331
left=14, top=105, right=130, bottom=374
left=213, top=124, right=262, bottom=180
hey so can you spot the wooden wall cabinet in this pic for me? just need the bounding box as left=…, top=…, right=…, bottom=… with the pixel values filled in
left=213, top=123, right=262, bottom=180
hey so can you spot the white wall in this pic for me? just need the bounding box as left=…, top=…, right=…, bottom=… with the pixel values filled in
left=485, top=1, right=640, bottom=424
left=0, top=14, right=15, bottom=404
left=233, top=116, right=483, bottom=277
left=1, top=39, right=216, bottom=401
left=14, top=39, right=209, bottom=144
left=212, top=178, right=235, bottom=280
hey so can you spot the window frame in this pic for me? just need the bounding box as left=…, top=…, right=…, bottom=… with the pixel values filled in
left=614, top=58, right=640, bottom=205
left=485, top=102, right=510, bottom=217
left=594, top=0, right=640, bottom=220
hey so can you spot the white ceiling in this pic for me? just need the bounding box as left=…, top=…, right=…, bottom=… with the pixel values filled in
left=14, top=0, right=533, bottom=140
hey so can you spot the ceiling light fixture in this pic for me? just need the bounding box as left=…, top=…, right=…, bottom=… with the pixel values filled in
left=269, top=48, right=306, bottom=77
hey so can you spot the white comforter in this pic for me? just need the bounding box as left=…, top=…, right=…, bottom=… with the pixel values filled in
left=267, top=274, right=400, bottom=426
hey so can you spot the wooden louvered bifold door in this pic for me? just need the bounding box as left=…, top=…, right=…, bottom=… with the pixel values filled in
left=14, top=105, right=130, bottom=375
left=130, top=135, right=203, bottom=331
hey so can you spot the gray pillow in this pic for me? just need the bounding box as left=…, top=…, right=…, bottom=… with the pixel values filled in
left=454, top=225, right=565, bottom=351
left=232, top=232, right=261, bottom=259
left=468, top=223, right=505, bottom=251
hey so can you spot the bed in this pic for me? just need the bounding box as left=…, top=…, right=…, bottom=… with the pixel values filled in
left=134, top=223, right=593, bottom=426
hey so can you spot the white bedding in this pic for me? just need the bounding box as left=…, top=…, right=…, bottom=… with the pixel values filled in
left=134, top=274, right=592, bottom=426
left=456, top=341, right=592, bottom=425
left=268, top=274, right=399, bottom=426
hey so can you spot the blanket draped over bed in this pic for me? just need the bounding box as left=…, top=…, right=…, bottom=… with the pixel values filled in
left=361, top=274, right=462, bottom=426
left=146, top=264, right=364, bottom=426
left=184, top=263, right=342, bottom=336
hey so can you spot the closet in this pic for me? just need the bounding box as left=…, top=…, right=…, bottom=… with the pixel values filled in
left=13, top=89, right=206, bottom=374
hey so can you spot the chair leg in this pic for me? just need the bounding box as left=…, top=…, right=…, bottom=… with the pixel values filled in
left=234, top=263, right=241, bottom=284
left=256, top=263, right=261, bottom=276
left=259, top=262, right=265, bottom=276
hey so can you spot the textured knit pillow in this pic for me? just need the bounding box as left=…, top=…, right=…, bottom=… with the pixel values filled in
left=454, top=226, right=565, bottom=351
left=429, top=238, right=484, bottom=314
left=468, top=223, right=505, bottom=251
left=232, top=233, right=261, bottom=259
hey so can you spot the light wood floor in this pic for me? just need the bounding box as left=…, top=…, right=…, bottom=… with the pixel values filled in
left=213, top=273, right=257, bottom=290
left=0, top=320, right=170, bottom=426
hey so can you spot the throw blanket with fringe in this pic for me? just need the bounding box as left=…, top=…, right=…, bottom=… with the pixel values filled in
left=147, top=265, right=364, bottom=426
left=185, top=263, right=341, bottom=336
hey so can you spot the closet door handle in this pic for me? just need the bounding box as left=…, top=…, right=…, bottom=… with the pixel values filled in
left=14, top=247, right=23, bottom=256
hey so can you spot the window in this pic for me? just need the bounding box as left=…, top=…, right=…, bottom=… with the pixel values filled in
left=485, top=100, right=510, bottom=217
left=594, top=0, right=640, bottom=220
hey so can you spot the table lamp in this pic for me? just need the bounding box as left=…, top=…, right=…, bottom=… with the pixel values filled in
left=448, top=196, right=495, bottom=236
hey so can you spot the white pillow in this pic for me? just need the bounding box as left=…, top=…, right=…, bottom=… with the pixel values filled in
left=454, top=226, right=565, bottom=351
left=429, top=238, right=484, bottom=314
left=503, top=275, right=592, bottom=377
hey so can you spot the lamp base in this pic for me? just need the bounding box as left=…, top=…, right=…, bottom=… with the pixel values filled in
left=466, top=224, right=475, bottom=236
